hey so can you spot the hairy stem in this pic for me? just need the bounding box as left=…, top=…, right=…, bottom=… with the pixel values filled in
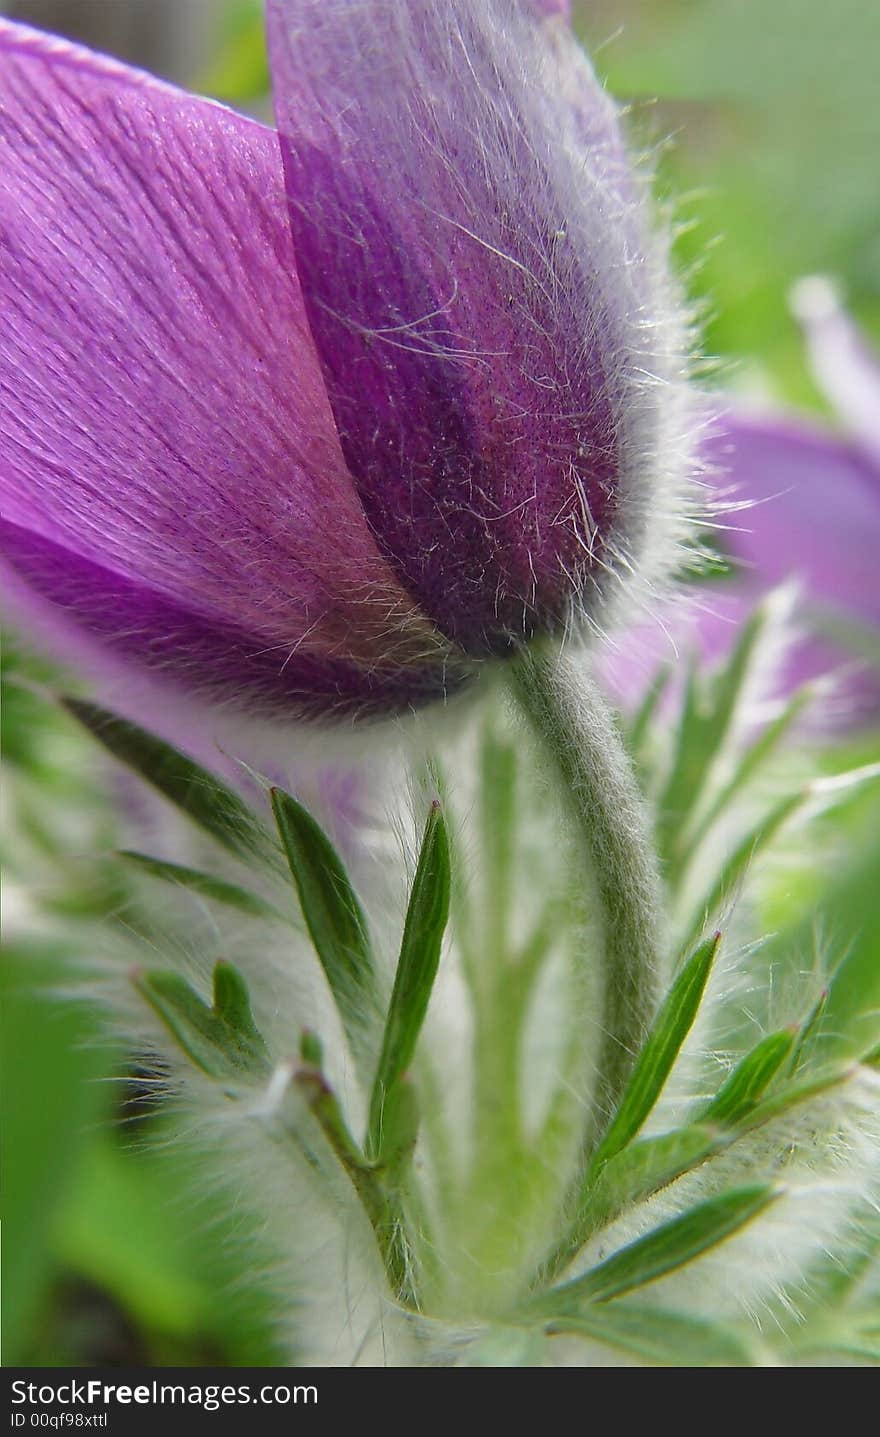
left=294, top=1066, right=412, bottom=1303
left=510, top=646, right=663, bottom=1138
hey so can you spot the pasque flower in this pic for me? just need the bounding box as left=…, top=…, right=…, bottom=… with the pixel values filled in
left=0, top=2, right=690, bottom=720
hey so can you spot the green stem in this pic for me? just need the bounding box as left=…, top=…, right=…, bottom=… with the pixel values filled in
left=510, top=646, right=663, bottom=1137
left=294, top=1066, right=412, bottom=1303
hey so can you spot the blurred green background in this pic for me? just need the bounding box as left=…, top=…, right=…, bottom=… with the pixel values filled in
left=1, top=0, right=879, bottom=1366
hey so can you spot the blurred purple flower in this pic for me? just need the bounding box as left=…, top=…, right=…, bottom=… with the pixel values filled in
left=0, top=2, right=690, bottom=722
left=603, top=282, right=880, bottom=720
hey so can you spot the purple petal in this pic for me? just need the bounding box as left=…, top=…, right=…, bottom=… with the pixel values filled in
left=1, top=521, right=454, bottom=717
left=602, top=411, right=880, bottom=720
left=0, top=21, right=456, bottom=716
left=705, top=414, right=880, bottom=630
left=791, top=277, right=880, bottom=471
left=267, top=0, right=685, bottom=654
left=527, top=1, right=572, bottom=16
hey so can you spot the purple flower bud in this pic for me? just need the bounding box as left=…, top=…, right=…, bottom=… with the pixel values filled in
left=0, top=4, right=691, bottom=720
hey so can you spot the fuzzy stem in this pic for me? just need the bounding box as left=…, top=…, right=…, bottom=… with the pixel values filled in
left=510, top=646, right=663, bottom=1137
left=294, top=1066, right=412, bottom=1303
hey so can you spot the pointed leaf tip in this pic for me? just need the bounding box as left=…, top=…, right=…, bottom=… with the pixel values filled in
left=538, top=1183, right=778, bottom=1312
left=366, top=802, right=450, bottom=1164
left=63, top=697, right=272, bottom=862
left=590, top=931, right=721, bottom=1172
left=133, top=963, right=269, bottom=1078
left=701, top=1028, right=796, bottom=1127
left=119, top=849, right=281, bottom=919
left=270, top=785, right=375, bottom=1058
left=299, top=1028, right=324, bottom=1068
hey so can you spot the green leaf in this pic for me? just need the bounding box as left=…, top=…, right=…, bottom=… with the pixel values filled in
left=676, top=685, right=813, bottom=876
left=700, top=1029, right=796, bottom=1126
left=735, top=1063, right=852, bottom=1134
left=583, top=1125, right=721, bottom=1237
left=590, top=932, right=720, bottom=1171
left=545, top=1301, right=756, bottom=1367
left=55, top=1138, right=210, bottom=1342
left=63, top=699, right=271, bottom=863
left=820, top=836, right=880, bottom=1061
left=683, top=792, right=803, bottom=951
left=537, top=1184, right=778, bottom=1311
left=212, top=961, right=267, bottom=1060
left=625, top=664, right=672, bottom=778
left=270, top=787, right=375, bottom=1052
left=367, top=801, right=450, bottom=1163
left=299, top=1028, right=324, bottom=1068
left=787, top=989, right=829, bottom=1075
left=374, top=1076, right=420, bottom=1183
left=134, top=963, right=269, bottom=1078
left=661, top=606, right=764, bottom=827
left=119, top=850, right=282, bottom=920
left=657, top=603, right=773, bottom=879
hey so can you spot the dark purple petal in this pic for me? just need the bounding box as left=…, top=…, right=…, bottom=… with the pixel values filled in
left=267, top=0, right=688, bottom=654
left=0, top=21, right=457, bottom=716
left=1, top=521, right=455, bottom=718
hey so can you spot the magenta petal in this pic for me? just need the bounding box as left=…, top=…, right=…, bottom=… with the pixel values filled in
left=267, top=0, right=680, bottom=653
left=0, top=21, right=453, bottom=715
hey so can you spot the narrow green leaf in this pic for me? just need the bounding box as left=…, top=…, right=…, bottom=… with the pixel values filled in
left=655, top=658, right=702, bottom=853
left=299, top=1029, right=324, bottom=1068
left=700, top=1029, right=796, bottom=1126
left=626, top=664, right=672, bottom=772
left=212, top=960, right=268, bottom=1065
left=544, top=1064, right=853, bottom=1294
left=63, top=699, right=271, bottom=862
left=537, top=1184, right=777, bottom=1311
left=270, top=787, right=375, bottom=1050
left=683, top=792, right=803, bottom=952
left=367, top=801, right=450, bottom=1163
left=375, top=1076, right=420, bottom=1183
left=119, top=850, right=281, bottom=920
left=735, top=1064, right=852, bottom=1134
left=677, top=685, right=813, bottom=874
left=590, top=932, right=720, bottom=1171
left=134, top=964, right=269, bottom=1078
left=583, top=1125, right=721, bottom=1237
left=546, top=1125, right=722, bottom=1283
left=788, top=989, right=829, bottom=1075
left=658, top=604, right=770, bottom=871
left=135, top=971, right=226, bottom=1076
left=545, top=1301, right=756, bottom=1367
